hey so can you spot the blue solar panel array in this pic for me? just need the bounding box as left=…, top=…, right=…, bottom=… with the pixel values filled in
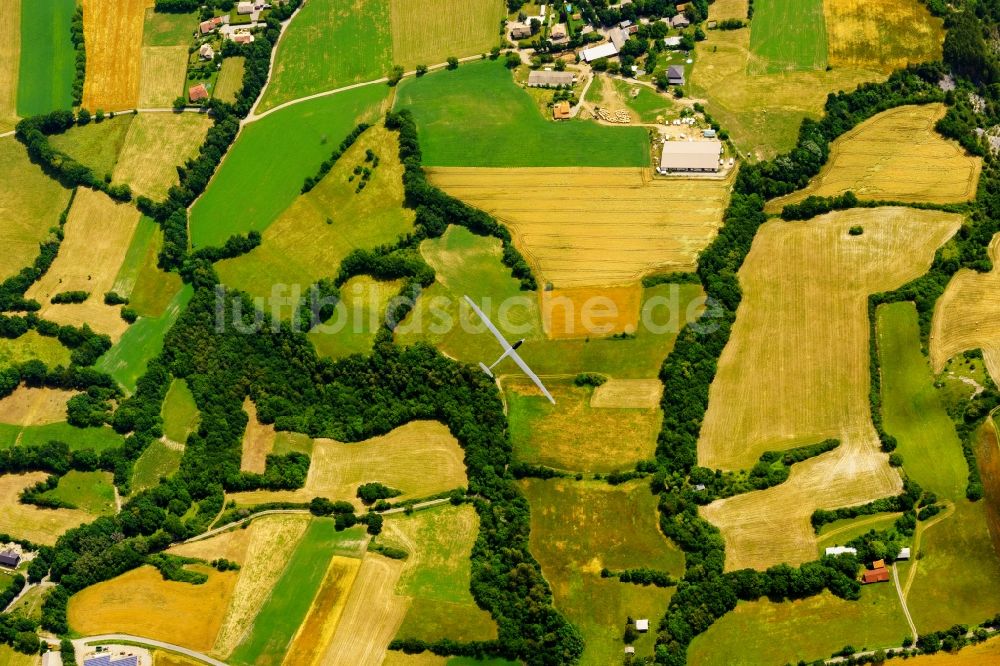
left=82, top=655, right=139, bottom=666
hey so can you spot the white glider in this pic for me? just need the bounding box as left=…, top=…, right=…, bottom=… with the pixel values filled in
left=463, top=295, right=555, bottom=404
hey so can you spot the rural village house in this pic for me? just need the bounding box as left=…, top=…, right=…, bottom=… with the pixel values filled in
left=188, top=83, right=209, bottom=102
left=0, top=550, right=20, bottom=568
left=667, top=64, right=685, bottom=86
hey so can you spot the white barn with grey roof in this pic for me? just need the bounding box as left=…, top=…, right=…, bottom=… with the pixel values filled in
left=580, top=42, right=618, bottom=62
left=528, top=70, right=576, bottom=87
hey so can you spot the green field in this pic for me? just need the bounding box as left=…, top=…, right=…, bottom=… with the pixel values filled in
left=613, top=79, right=674, bottom=123
left=0, top=139, right=73, bottom=282
left=215, top=124, right=413, bottom=299
left=257, top=0, right=392, bottom=112
left=816, top=513, right=902, bottom=555
left=6, top=584, right=49, bottom=622
left=877, top=302, right=967, bottom=500
left=382, top=504, right=497, bottom=642
left=748, top=0, right=828, bottom=74
left=0, top=331, right=71, bottom=368
left=396, top=226, right=704, bottom=378
left=16, top=0, right=75, bottom=116
left=40, top=470, right=116, bottom=515
left=50, top=116, right=135, bottom=179
left=0, top=644, right=37, bottom=666
left=393, top=60, right=649, bottom=166
left=229, top=520, right=367, bottom=666
left=189, top=85, right=389, bottom=248
left=215, top=57, right=246, bottom=104
left=143, top=8, right=198, bottom=46
left=521, top=478, right=684, bottom=664
left=111, top=216, right=184, bottom=318
left=96, top=284, right=194, bottom=394
left=309, top=276, right=404, bottom=360
left=688, top=586, right=909, bottom=664
left=0, top=422, right=124, bottom=452
left=131, top=439, right=183, bottom=492
left=273, top=431, right=313, bottom=456
left=162, top=379, right=199, bottom=444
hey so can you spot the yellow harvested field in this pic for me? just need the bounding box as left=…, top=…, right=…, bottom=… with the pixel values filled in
left=767, top=105, right=982, bottom=211
left=214, top=57, right=245, bottom=104
left=283, top=556, right=362, bottom=666
left=427, top=167, right=732, bottom=288
left=113, top=112, right=212, bottom=199
left=320, top=554, right=408, bottom=666
left=698, top=208, right=962, bottom=570
left=240, top=399, right=275, bottom=474
left=82, top=0, right=152, bottom=111
left=381, top=655, right=447, bottom=666
left=0, top=388, right=76, bottom=426
left=389, top=0, right=504, bottom=70
left=708, top=0, right=748, bottom=21
left=68, top=564, right=238, bottom=652
left=228, top=421, right=467, bottom=509
left=26, top=189, right=141, bottom=340
left=590, top=379, right=662, bottom=409
left=167, top=524, right=254, bottom=565
left=137, top=45, right=188, bottom=108
left=0, top=1, right=19, bottom=132
left=824, top=0, right=945, bottom=73
left=213, top=514, right=311, bottom=657
left=541, top=284, right=642, bottom=339
left=690, top=27, right=882, bottom=158
left=0, top=472, right=94, bottom=545
left=902, top=636, right=1000, bottom=665
left=931, top=233, right=1000, bottom=384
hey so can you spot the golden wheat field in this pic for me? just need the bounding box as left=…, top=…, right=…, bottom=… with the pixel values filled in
left=284, top=556, right=362, bottom=666
left=26, top=189, right=141, bottom=340
left=0, top=472, right=94, bottom=545
left=427, top=167, right=733, bottom=288
left=137, top=45, right=189, bottom=108
left=824, top=0, right=944, bottom=73
left=212, top=514, right=311, bottom=657
left=540, top=284, right=643, bottom=339
left=708, top=0, right=748, bottom=21
left=389, top=0, right=504, bottom=69
left=930, top=233, right=1000, bottom=384
left=228, top=421, right=467, bottom=509
left=320, top=554, right=408, bottom=666
left=240, top=399, right=275, bottom=473
left=690, top=27, right=882, bottom=158
left=166, top=524, right=254, bottom=565
left=0, top=388, right=76, bottom=426
left=697, top=208, right=961, bottom=570
left=68, top=565, right=238, bottom=651
left=82, top=0, right=152, bottom=111
left=767, top=105, right=982, bottom=212
left=113, top=112, right=212, bottom=199
left=590, top=379, right=662, bottom=409
left=0, top=1, right=19, bottom=131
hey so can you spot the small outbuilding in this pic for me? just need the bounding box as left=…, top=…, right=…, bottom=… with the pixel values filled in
left=824, top=546, right=857, bottom=556
left=703, top=128, right=717, bottom=138
left=862, top=567, right=890, bottom=584
left=199, top=43, right=215, bottom=60
left=664, top=36, right=682, bottom=48
left=510, top=23, right=532, bottom=40
left=237, top=2, right=254, bottom=14
left=550, top=23, right=568, bottom=40
left=635, top=618, right=649, bottom=632
left=188, top=84, right=210, bottom=102
left=872, top=559, right=886, bottom=569
left=528, top=70, right=575, bottom=87
left=671, top=14, right=691, bottom=28
left=233, top=32, right=255, bottom=44
left=552, top=100, right=571, bottom=120
left=667, top=65, right=685, bottom=86
left=624, top=646, right=636, bottom=655
left=897, top=548, right=911, bottom=560
left=0, top=550, right=20, bottom=568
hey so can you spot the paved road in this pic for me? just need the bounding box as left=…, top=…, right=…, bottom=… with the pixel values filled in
left=74, top=635, right=227, bottom=666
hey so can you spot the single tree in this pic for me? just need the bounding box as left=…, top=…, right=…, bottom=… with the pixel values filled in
left=446, top=56, right=459, bottom=70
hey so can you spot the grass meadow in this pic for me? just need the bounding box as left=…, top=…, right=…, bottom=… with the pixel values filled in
left=215, top=57, right=246, bottom=104
left=0, top=331, right=71, bottom=368
left=114, top=112, right=213, bottom=199
left=0, top=471, right=93, bottom=545
left=229, top=520, right=367, bottom=666
left=16, top=0, right=75, bottom=117
left=382, top=504, right=497, bottom=642
left=0, top=422, right=124, bottom=452
left=131, top=439, right=183, bottom=492
left=162, top=379, right=199, bottom=444
left=877, top=302, right=967, bottom=501
left=389, top=0, right=504, bottom=70
left=96, top=284, right=194, bottom=394
left=40, top=470, right=116, bottom=515
left=687, top=586, right=910, bottom=664
left=394, top=60, right=649, bottom=167
left=0, top=644, right=37, bottom=666
left=748, top=0, right=828, bottom=73
left=143, top=8, right=198, bottom=47
left=216, top=124, right=413, bottom=298
left=189, top=85, right=389, bottom=248
left=507, top=379, right=662, bottom=473
left=395, top=227, right=706, bottom=378
left=258, top=0, right=391, bottom=112
left=50, top=115, right=135, bottom=179
left=521, top=478, right=684, bottom=664
left=282, top=555, right=362, bottom=666
left=308, top=276, right=404, bottom=360
left=0, top=139, right=72, bottom=281
left=111, top=216, right=184, bottom=318
left=0, top=3, right=18, bottom=132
